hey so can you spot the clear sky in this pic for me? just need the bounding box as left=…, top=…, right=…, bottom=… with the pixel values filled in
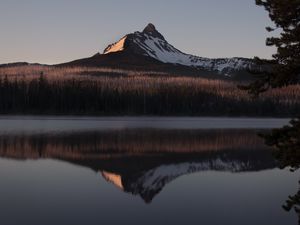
left=0, top=0, right=275, bottom=64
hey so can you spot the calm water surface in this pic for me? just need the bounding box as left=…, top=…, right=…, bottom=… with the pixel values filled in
left=0, top=117, right=298, bottom=225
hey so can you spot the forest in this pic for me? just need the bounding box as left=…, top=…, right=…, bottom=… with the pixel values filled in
left=0, top=66, right=299, bottom=116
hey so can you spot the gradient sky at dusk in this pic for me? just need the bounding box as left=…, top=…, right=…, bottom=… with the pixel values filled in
left=0, top=0, right=275, bottom=64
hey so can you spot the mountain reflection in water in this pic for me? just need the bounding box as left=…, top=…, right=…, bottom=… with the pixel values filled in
left=0, top=129, right=276, bottom=203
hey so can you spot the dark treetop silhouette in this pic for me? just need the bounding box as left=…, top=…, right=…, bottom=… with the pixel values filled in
left=245, top=0, right=300, bottom=96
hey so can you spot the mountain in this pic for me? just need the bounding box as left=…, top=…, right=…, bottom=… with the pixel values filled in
left=60, top=23, right=263, bottom=78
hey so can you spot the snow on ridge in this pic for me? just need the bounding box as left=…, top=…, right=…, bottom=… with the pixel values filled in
left=132, top=33, right=254, bottom=74
left=104, top=36, right=127, bottom=54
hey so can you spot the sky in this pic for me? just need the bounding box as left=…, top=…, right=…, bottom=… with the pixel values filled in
left=0, top=0, right=276, bottom=64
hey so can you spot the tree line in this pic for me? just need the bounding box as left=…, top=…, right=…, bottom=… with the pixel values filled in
left=0, top=74, right=299, bottom=116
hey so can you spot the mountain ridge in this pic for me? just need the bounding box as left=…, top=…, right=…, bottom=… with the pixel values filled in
left=59, top=23, right=263, bottom=78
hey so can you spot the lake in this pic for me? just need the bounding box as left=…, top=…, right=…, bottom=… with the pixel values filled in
left=0, top=117, right=298, bottom=225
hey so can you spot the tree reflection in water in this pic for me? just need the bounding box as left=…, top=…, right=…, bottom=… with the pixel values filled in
left=263, top=118, right=300, bottom=224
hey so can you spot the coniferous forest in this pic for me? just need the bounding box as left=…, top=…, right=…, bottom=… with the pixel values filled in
left=0, top=66, right=299, bottom=116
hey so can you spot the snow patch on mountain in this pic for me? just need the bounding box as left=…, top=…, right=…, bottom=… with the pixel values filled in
left=133, top=33, right=254, bottom=74
left=104, top=36, right=127, bottom=54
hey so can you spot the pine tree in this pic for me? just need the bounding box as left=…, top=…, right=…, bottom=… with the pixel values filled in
left=252, top=2, right=300, bottom=220
left=251, top=0, right=300, bottom=163
left=252, top=0, right=300, bottom=169
left=245, top=0, right=300, bottom=96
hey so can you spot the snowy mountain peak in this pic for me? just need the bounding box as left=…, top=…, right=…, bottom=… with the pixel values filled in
left=143, top=23, right=156, bottom=33
left=142, top=23, right=165, bottom=40
left=102, top=23, right=261, bottom=76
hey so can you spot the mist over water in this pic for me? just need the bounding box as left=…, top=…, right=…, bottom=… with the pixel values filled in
left=0, top=116, right=290, bottom=133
